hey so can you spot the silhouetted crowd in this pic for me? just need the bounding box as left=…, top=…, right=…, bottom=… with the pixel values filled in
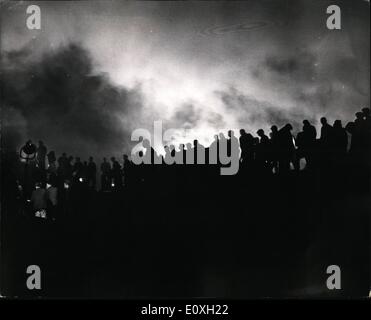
left=11, top=107, right=371, bottom=221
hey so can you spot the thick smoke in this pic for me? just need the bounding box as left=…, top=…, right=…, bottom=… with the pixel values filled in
left=1, top=43, right=144, bottom=158
left=216, top=86, right=316, bottom=134
left=1, top=0, right=368, bottom=156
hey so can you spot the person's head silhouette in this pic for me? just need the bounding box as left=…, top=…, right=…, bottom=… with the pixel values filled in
left=257, top=129, right=265, bottom=137
left=334, top=120, right=342, bottom=129
left=285, top=123, right=293, bottom=131
left=228, top=130, right=234, bottom=138
left=362, top=107, right=370, bottom=118
left=355, top=112, right=364, bottom=120
left=270, top=125, right=278, bottom=133
left=320, top=117, right=327, bottom=125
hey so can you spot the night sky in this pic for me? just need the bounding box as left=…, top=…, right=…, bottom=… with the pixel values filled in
left=1, top=0, right=369, bottom=159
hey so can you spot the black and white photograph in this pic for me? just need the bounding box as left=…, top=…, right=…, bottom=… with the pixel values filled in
left=0, top=0, right=370, bottom=305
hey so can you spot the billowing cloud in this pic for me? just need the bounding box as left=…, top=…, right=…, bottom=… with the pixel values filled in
left=1, top=0, right=369, bottom=158
left=1, top=43, right=145, bottom=158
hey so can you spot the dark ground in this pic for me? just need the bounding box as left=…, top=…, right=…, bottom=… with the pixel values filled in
left=1, top=156, right=369, bottom=299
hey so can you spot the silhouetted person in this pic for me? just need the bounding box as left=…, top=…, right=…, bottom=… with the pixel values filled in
left=320, top=117, right=334, bottom=167
left=353, top=110, right=371, bottom=178
left=20, top=140, right=37, bottom=161
left=57, top=153, right=68, bottom=178
left=361, top=107, right=371, bottom=163
left=19, top=140, right=37, bottom=195
left=47, top=151, right=57, bottom=174
left=347, top=111, right=371, bottom=191
left=31, top=182, right=47, bottom=212
left=111, top=157, right=122, bottom=189
left=82, top=161, right=89, bottom=181
left=354, top=111, right=366, bottom=147
left=227, top=130, right=238, bottom=159
left=170, top=145, right=176, bottom=158
left=278, top=124, right=295, bottom=173
left=66, top=156, right=74, bottom=179
left=252, top=137, right=260, bottom=162
left=177, top=143, right=186, bottom=164
left=87, top=156, right=97, bottom=189
left=303, top=120, right=317, bottom=140
left=333, top=120, right=348, bottom=159
left=239, top=129, right=254, bottom=168
left=101, top=157, right=111, bottom=191
left=73, top=157, right=83, bottom=179
left=353, top=112, right=363, bottom=141
left=296, top=120, right=317, bottom=169
left=362, top=107, right=371, bottom=132
left=256, top=129, right=270, bottom=169
left=345, top=121, right=356, bottom=153
left=59, top=152, right=68, bottom=165
left=354, top=111, right=364, bottom=130
left=133, top=151, right=145, bottom=186
left=320, top=117, right=333, bottom=145
left=36, top=141, right=47, bottom=170
left=122, top=154, right=132, bottom=187
left=269, top=125, right=279, bottom=173
left=46, top=180, right=58, bottom=221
